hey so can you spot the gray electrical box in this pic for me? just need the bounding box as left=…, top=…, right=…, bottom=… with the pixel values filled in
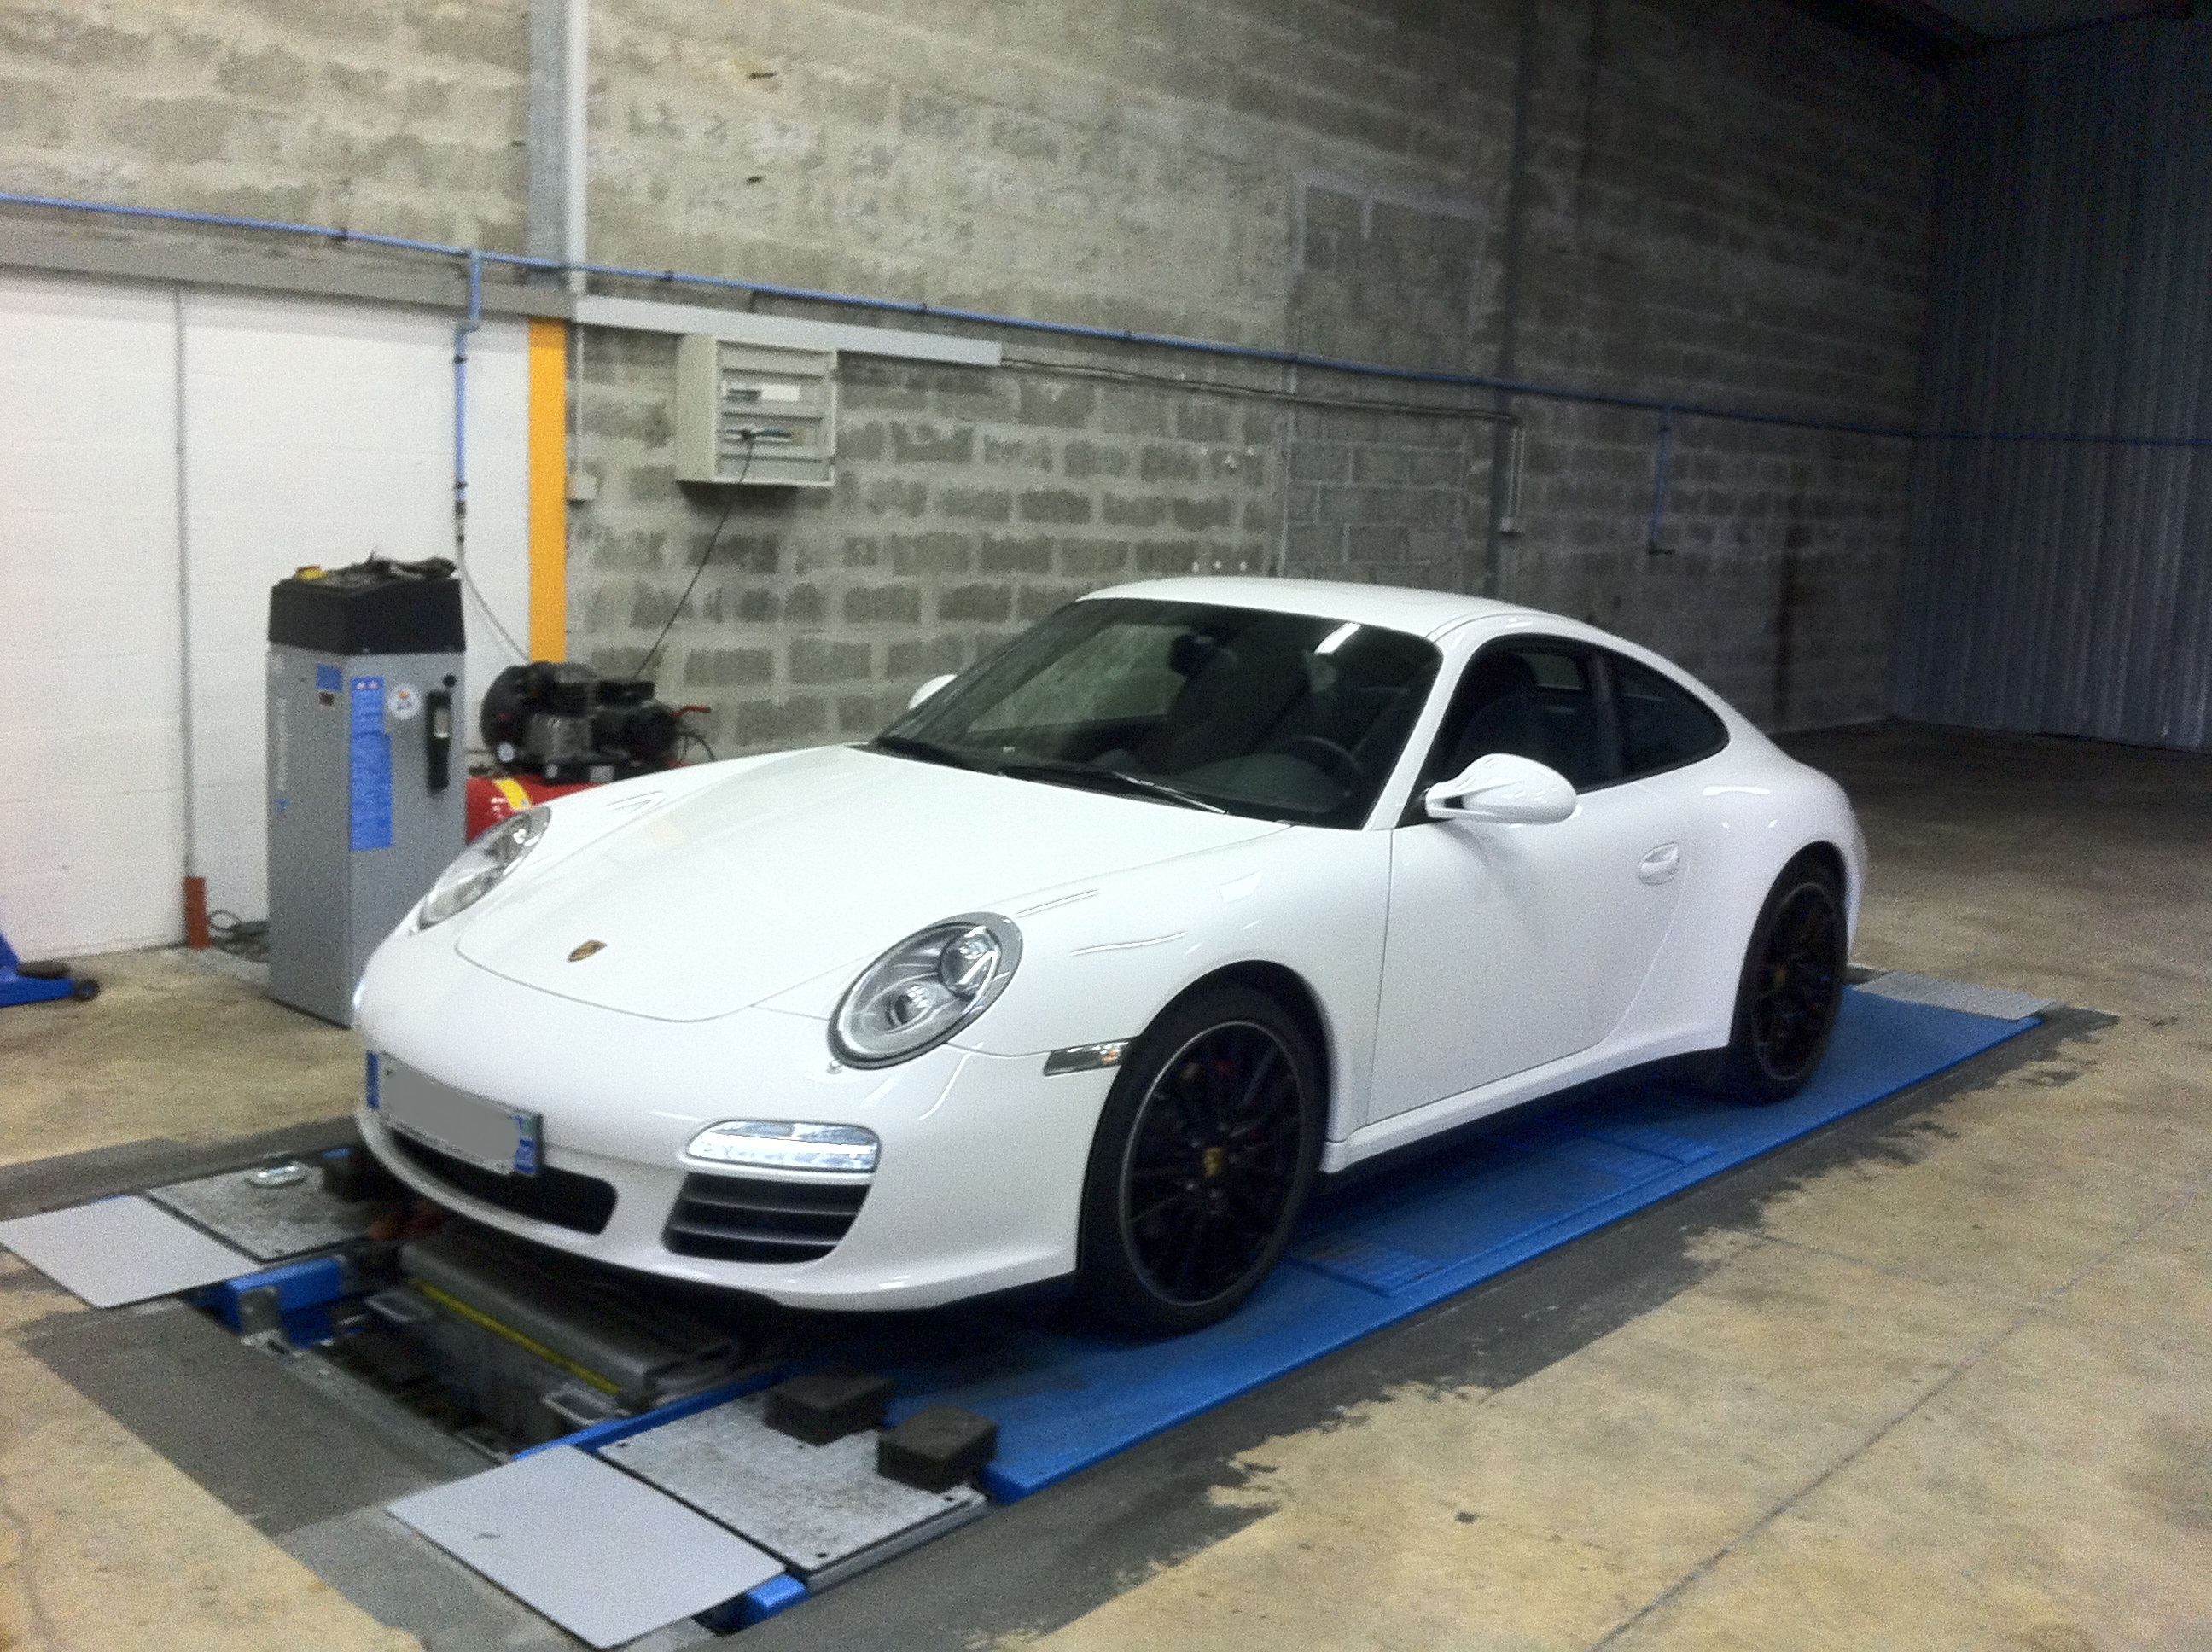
left=266, top=560, right=466, bottom=1027
left=673, top=337, right=837, bottom=487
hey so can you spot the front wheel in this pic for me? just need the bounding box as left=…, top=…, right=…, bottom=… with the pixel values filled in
left=1075, top=986, right=1323, bottom=1335
left=1714, top=854, right=1847, bottom=1104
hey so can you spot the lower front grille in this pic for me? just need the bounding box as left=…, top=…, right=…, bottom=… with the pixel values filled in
left=663, top=1172, right=870, bottom=1264
left=388, top=1131, right=618, bottom=1236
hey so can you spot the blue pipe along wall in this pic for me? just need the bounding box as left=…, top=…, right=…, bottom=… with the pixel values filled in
left=3, top=187, right=2208, bottom=578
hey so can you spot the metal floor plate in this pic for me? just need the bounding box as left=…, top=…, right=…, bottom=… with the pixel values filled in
left=602, top=1395, right=988, bottom=1586
left=387, top=1446, right=783, bottom=1649
left=1857, top=970, right=2057, bottom=1021
left=0, top=1196, right=253, bottom=1307
left=145, top=1166, right=376, bottom=1262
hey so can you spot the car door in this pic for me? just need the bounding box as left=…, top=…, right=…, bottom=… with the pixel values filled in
left=1364, top=640, right=1688, bottom=1126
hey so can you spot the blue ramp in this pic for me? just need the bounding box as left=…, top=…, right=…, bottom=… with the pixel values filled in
left=852, top=987, right=2037, bottom=1501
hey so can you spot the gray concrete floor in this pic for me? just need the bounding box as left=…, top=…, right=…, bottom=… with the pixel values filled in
left=1, top=720, right=2207, bottom=1650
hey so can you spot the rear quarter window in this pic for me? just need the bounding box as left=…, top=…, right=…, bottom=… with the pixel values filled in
left=1612, top=655, right=1728, bottom=777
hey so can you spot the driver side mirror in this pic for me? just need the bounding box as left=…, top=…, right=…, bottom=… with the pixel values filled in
left=1424, top=752, right=1577, bottom=825
left=906, top=672, right=956, bottom=711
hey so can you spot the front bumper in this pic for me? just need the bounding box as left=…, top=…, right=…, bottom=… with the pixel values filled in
left=356, top=930, right=1112, bottom=1312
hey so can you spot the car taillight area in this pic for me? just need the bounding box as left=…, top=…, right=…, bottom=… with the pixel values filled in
left=662, top=1172, right=870, bottom=1264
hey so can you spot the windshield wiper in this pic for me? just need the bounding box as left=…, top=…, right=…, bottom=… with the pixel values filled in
left=997, top=758, right=1225, bottom=813
left=875, top=737, right=1225, bottom=812
left=867, top=733, right=992, bottom=771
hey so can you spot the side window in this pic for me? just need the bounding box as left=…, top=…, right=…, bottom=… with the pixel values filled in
left=1611, top=655, right=1728, bottom=777
left=1417, top=642, right=1615, bottom=799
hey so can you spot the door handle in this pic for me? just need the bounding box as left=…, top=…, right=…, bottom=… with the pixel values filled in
left=1637, top=842, right=1682, bottom=884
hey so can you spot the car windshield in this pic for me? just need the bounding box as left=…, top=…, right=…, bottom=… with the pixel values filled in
left=871, top=598, right=1441, bottom=828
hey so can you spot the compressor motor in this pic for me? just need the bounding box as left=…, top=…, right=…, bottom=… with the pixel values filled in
left=480, top=662, right=684, bottom=784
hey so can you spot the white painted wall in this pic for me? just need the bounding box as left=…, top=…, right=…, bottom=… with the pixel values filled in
left=0, top=276, right=185, bottom=959
left=0, top=270, right=531, bottom=958
left=179, top=289, right=530, bottom=932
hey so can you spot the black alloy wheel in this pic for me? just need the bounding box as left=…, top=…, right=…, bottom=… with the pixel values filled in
left=1717, top=854, right=1848, bottom=1104
left=1077, top=985, right=1323, bottom=1334
left=1752, top=885, right=1842, bottom=1076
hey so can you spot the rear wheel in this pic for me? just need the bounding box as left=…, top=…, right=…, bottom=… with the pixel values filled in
left=1076, top=986, right=1323, bottom=1335
left=1715, top=855, right=1847, bottom=1104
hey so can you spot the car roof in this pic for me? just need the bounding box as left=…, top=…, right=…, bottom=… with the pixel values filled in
left=1081, top=577, right=1534, bottom=640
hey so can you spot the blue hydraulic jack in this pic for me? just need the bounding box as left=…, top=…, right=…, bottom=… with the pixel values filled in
left=0, top=923, right=97, bottom=1009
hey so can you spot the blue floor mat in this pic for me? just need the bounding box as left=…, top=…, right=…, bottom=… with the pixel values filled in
left=850, top=986, right=2038, bottom=1501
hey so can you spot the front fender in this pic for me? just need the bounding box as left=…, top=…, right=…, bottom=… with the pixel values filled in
left=765, top=828, right=1393, bottom=1134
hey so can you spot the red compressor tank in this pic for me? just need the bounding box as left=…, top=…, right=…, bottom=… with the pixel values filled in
left=465, top=773, right=606, bottom=841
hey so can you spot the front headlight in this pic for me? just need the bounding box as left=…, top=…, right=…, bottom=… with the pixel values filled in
left=830, top=913, right=1022, bottom=1067
left=419, top=806, right=550, bottom=928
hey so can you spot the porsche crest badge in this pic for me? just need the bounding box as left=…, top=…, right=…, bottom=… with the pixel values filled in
left=568, top=939, right=607, bottom=963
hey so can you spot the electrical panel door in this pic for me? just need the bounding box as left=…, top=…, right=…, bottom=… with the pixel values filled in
left=673, top=337, right=837, bottom=487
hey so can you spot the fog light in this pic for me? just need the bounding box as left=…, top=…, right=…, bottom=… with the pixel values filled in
left=685, top=1120, right=880, bottom=1174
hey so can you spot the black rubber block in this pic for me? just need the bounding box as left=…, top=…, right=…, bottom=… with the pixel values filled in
left=764, top=1366, right=895, bottom=1446
left=320, top=1143, right=405, bottom=1205
left=877, top=1405, right=998, bottom=1492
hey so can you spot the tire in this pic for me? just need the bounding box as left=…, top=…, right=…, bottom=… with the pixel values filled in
left=70, top=977, right=101, bottom=1003
left=1714, top=853, right=1847, bottom=1104
left=1075, top=985, right=1324, bottom=1335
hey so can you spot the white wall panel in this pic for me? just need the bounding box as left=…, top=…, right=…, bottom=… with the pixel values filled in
left=180, top=293, right=528, bottom=925
left=0, top=273, right=185, bottom=958
left=0, top=273, right=531, bottom=957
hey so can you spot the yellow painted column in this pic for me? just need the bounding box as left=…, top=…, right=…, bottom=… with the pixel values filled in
left=526, top=317, right=568, bottom=661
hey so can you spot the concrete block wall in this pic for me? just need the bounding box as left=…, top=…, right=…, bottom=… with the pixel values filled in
left=0, top=0, right=527, bottom=248
left=584, top=0, right=1516, bottom=345
left=1280, top=403, right=1486, bottom=596
left=0, top=0, right=1943, bottom=745
left=1490, top=0, right=1936, bottom=726
left=576, top=336, right=1282, bottom=754
left=1278, top=180, right=1494, bottom=595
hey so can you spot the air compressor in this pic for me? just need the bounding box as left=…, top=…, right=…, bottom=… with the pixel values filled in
left=465, top=664, right=702, bottom=841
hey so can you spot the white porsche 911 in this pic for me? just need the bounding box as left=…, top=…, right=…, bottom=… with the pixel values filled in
left=356, top=577, right=1863, bottom=1332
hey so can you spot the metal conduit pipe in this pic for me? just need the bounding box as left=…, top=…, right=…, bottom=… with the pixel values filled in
left=448, top=251, right=528, bottom=665
left=527, top=0, right=589, bottom=295
left=1647, top=406, right=1675, bottom=557
left=4, top=188, right=2209, bottom=450
left=8, top=186, right=2211, bottom=590
left=172, top=287, right=207, bottom=948
left=1482, top=0, right=1541, bottom=596
left=453, top=250, right=481, bottom=563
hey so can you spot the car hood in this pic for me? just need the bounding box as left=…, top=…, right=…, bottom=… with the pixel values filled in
left=452, top=743, right=1286, bottom=1021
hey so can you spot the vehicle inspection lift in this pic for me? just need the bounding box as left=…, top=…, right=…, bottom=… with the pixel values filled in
left=0, top=974, right=2052, bottom=1647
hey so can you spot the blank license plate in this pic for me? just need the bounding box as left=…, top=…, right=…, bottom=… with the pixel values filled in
left=372, top=1054, right=540, bottom=1177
